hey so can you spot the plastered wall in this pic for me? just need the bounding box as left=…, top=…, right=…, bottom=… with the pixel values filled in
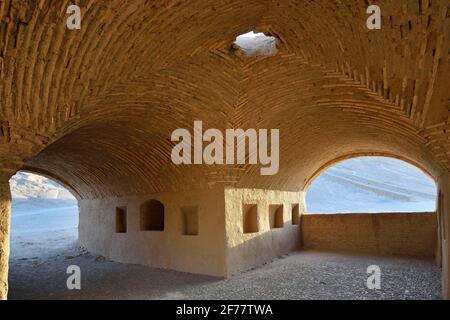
left=79, top=187, right=306, bottom=278
left=439, top=173, right=450, bottom=299
left=301, top=212, right=438, bottom=259
left=0, top=179, right=11, bottom=300
left=78, top=185, right=444, bottom=296
left=79, top=187, right=227, bottom=277
left=224, top=188, right=305, bottom=276
left=1, top=0, right=449, bottom=300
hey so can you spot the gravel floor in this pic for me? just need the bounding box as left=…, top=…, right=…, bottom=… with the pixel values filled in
left=8, top=243, right=441, bottom=300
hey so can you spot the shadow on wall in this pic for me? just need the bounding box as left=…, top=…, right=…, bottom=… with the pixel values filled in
left=225, top=189, right=304, bottom=276
left=226, top=224, right=301, bottom=276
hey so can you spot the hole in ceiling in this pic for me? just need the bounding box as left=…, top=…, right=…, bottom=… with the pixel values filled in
left=233, top=31, right=278, bottom=57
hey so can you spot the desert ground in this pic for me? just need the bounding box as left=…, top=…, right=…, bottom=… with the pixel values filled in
left=8, top=199, right=440, bottom=300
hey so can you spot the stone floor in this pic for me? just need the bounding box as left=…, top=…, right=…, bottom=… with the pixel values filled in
left=8, top=243, right=441, bottom=300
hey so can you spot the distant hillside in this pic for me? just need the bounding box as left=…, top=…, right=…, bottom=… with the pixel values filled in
left=306, top=157, right=437, bottom=213
left=9, top=172, right=75, bottom=200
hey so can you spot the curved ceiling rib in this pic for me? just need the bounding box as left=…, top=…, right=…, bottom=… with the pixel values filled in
left=0, top=0, right=448, bottom=198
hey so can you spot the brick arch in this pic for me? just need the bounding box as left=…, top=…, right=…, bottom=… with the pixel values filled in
left=1, top=0, right=449, bottom=177
left=19, top=166, right=82, bottom=200
left=1, top=0, right=449, bottom=300
left=304, top=151, right=439, bottom=192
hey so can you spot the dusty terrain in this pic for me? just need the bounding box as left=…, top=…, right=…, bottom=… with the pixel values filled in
left=9, top=243, right=441, bottom=300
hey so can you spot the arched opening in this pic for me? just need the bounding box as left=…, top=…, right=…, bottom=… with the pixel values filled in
left=302, top=156, right=439, bottom=261
left=306, top=156, right=437, bottom=214
left=0, top=0, right=447, bottom=301
left=7, top=171, right=79, bottom=299
left=269, top=205, right=284, bottom=229
left=140, top=200, right=165, bottom=231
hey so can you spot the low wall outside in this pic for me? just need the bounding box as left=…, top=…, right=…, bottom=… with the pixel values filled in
left=301, top=212, right=438, bottom=259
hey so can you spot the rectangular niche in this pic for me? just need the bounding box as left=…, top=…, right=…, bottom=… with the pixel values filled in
left=140, top=200, right=165, bottom=231
left=269, top=204, right=284, bottom=229
left=116, top=206, right=127, bottom=233
left=243, top=204, right=258, bottom=234
left=182, top=206, right=199, bottom=236
left=292, top=204, right=300, bottom=225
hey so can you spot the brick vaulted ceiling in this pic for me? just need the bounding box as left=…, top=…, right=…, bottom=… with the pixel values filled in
left=0, top=0, right=449, bottom=198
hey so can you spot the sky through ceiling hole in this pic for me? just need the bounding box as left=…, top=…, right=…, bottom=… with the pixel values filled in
left=233, top=31, right=278, bottom=57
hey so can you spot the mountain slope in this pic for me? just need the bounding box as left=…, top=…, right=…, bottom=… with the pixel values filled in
left=9, top=172, right=75, bottom=200
left=306, top=157, right=437, bottom=213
